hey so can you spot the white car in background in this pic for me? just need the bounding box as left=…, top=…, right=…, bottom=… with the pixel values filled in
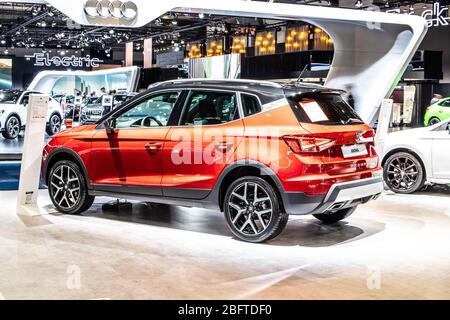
left=0, top=90, right=63, bottom=139
left=382, top=118, right=450, bottom=194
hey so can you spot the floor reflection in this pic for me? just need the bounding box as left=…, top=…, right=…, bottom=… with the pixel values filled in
left=81, top=199, right=385, bottom=247
left=0, top=135, right=51, bottom=155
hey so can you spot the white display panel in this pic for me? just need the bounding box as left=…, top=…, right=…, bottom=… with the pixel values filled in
left=16, top=94, right=49, bottom=216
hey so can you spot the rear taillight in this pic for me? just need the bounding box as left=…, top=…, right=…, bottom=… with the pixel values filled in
left=357, top=130, right=375, bottom=143
left=283, top=135, right=336, bottom=153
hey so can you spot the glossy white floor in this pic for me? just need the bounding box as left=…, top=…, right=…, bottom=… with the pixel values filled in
left=0, top=187, right=450, bottom=300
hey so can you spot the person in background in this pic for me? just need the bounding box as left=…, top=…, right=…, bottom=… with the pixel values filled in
left=90, top=91, right=96, bottom=97
left=431, top=94, right=443, bottom=105
left=100, top=87, right=107, bottom=94
left=345, top=84, right=355, bottom=110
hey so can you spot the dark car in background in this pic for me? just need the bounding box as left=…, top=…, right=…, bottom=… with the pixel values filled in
left=80, top=93, right=137, bottom=125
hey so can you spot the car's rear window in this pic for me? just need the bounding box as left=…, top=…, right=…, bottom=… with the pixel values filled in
left=287, top=92, right=364, bottom=126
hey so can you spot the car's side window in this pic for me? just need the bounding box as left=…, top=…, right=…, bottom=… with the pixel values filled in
left=113, top=92, right=180, bottom=129
left=439, top=100, right=450, bottom=107
left=241, top=93, right=262, bottom=117
left=180, top=91, right=239, bottom=126
left=20, top=93, right=30, bottom=106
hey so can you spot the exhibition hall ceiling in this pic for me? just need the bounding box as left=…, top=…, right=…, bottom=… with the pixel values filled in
left=0, top=0, right=447, bottom=54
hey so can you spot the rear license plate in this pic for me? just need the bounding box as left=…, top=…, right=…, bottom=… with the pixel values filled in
left=341, top=144, right=368, bottom=158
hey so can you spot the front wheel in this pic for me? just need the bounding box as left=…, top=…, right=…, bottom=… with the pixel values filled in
left=46, top=114, right=62, bottom=136
left=223, top=176, right=288, bottom=243
left=48, top=160, right=95, bottom=214
left=2, top=115, right=21, bottom=139
left=383, top=152, right=425, bottom=194
left=313, top=207, right=357, bottom=224
left=427, top=117, right=441, bottom=126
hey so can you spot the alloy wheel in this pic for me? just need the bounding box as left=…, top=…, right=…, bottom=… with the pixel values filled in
left=385, top=155, right=420, bottom=192
left=227, top=182, right=273, bottom=236
left=51, top=115, right=61, bottom=134
left=49, top=165, right=81, bottom=210
left=7, top=117, right=20, bottom=138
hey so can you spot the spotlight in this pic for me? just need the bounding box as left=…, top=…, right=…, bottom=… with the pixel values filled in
left=60, top=50, right=66, bottom=56
left=0, top=40, right=5, bottom=45
left=4, top=49, right=9, bottom=54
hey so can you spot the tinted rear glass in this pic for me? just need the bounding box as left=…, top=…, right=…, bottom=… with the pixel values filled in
left=287, top=92, right=363, bottom=125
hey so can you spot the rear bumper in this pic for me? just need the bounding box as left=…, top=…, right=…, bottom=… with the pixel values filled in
left=283, top=176, right=383, bottom=215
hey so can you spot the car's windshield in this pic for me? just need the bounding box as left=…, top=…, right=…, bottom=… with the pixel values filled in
left=0, top=91, right=20, bottom=104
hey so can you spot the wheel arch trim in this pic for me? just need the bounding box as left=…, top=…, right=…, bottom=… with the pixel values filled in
left=44, top=148, right=91, bottom=189
left=382, top=147, right=428, bottom=181
left=209, top=160, right=285, bottom=210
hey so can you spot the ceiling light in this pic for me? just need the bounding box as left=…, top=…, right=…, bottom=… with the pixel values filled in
left=4, top=49, right=9, bottom=54
left=60, top=50, right=66, bottom=56
left=0, top=40, right=5, bottom=45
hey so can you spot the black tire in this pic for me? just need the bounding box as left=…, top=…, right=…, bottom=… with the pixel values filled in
left=223, top=176, right=288, bottom=243
left=46, top=113, right=62, bottom=136
left=313, top=206, right=357, bottom=224
left=383, top=151, right=425, bottom=194
left=48, top=160, right=95, bottom=214
left=2, top=115, right=21, bottom=139
left=427, top=117, right=441, bottom=126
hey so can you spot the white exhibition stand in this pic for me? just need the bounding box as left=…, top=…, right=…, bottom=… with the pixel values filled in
left=16, top=94, right=49, bottom=217
left=375, top=99, right=394, bottom=157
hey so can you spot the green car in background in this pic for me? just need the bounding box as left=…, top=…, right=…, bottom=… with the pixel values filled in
left=424, top=97, right=450, bottom=126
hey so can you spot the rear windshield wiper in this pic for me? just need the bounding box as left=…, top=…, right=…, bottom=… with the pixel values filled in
left=345, top=118, right=365, bottom=125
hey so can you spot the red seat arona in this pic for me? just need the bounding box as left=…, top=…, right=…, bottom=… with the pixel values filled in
left=42, top=79, right=383, bottom=243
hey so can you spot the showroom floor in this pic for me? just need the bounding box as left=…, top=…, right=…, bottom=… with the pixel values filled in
left=0, top=188, right=449, bottom=300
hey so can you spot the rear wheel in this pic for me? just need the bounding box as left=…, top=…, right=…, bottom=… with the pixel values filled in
left=46, top=114, right=62, bottom=136
left=428, top=117, right=441, bottom=126
left=2, top=115, right=21, bottom=139
left=383, top=152, right=425, bottom=194
left=224, top=176, right=288, bottom=243
left=313, top=206, right=357, bottom=224
left=48, top=160, right=95, bottom=214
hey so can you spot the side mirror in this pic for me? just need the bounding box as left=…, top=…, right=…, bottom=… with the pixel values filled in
left=104, top=119, right=115, bottom=135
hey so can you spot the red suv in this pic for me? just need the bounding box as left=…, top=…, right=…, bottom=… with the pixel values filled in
left=42, top=79, right=382, bottom=243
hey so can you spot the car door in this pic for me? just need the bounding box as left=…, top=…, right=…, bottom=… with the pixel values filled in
left=162, top=89, right=244, bottom=199
left=437, top=99, right=450, bottom=121
left=90, top=91, right=182, bottom=196
left=431, top=121, right=450, bottom=179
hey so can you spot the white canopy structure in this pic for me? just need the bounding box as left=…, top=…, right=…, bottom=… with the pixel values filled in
left=25, top=0, right=429, bottom=123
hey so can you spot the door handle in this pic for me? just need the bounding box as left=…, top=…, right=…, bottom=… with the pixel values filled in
left=145, top=142, right=163, bottom=153
left=214, top=141, right=234, bottom=152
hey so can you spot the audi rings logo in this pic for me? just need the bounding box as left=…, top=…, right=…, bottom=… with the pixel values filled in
left=84, top=0, right=138, bottom=20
